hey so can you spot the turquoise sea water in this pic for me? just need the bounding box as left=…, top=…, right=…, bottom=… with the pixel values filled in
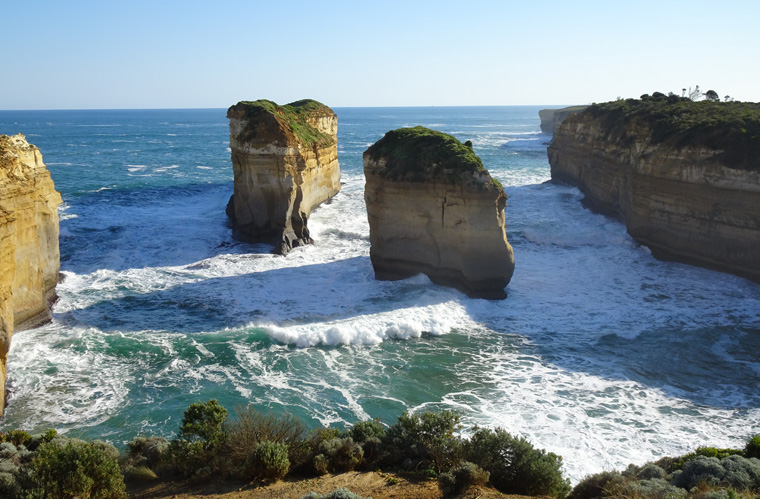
left=0, top=107, right=758, bottom=482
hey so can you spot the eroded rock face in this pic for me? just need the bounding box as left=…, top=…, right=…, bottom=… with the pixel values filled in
left=548, top=104, right=760, bottom=281
left=539, top=105, right=589, bottom=135
left=226, top=100, right=341, bottom=254
left=364, top=127, right=514, bottom=299
left=0, top=134, right=61, bottom=416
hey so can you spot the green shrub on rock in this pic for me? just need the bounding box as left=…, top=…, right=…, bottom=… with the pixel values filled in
left=466, top=427, right=570, bottom=498
left=438, top=461, right=489, bottom=496
left=569, top=470, right=623, bottom=499
left=383, top=410, right=463, bottom=473
left=26, top=437, right=126, bottom=499
left=247, top=441, right=290, bottom=481
left=745, top=435, right=760, bottom=459
left=169, top=399, right=228, bottom=476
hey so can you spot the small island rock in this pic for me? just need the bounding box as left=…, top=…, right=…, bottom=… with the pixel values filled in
left=226, top=99, right=341, bottom=254
left=363, top=127, right=515, bottom=299
left=0, top=134, right=61, bottom=416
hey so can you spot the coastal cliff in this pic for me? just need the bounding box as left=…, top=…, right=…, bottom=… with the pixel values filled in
left=226, top=99, right=341, bottom=254
left=364, top=127, right=514, bottom=299
left=0, top=134, right=61, bottom=416
left=548, top=97, right=760, bottom=281
left=539, top=105, right=588, bottom=134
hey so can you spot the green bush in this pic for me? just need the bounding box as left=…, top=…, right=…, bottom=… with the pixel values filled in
left=317, top=437, right=363, bottom=473
left=125, top=435, right=169, bottom=470
left=247, top=441, right=290, bottom=481
left=569, top=470, right=622, bottom=499
left=383, top=410, right=463, bottom=473
left=437, top=461, right=489, bottom=496
left=348, top=419, right=386, bottom=443
left=169, top=399, right=229, bottom=476
left=26, top=438, right=126, bottom=499
left=466, top=427, right=570, bottom=498
left=224, top=406, right=307, bottom=476
left=619, top=478, right=686, bottom=499
left=301, top=487, right=372, bottom=499
left=745, top=435, right=760, bottom=459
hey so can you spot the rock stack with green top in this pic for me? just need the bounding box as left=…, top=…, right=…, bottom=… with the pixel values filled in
left=226, top=99, right=341, bottom=254
left=363, top=126, right=515, bottom=299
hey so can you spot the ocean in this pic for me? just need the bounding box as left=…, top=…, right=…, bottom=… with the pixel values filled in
left=0, top=106, right=758, bottom=483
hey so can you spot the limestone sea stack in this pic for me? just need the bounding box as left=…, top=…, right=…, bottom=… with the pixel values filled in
left=0, top=134, right=61, bottom=416
left=226, top=99, right=341, bottom=254
left=548, top=96, right=760, bottom=281
left=364, top=127, right=515, bottom=299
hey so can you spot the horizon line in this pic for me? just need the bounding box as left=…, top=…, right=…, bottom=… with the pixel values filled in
left=0, top=104, right=581, bottom=112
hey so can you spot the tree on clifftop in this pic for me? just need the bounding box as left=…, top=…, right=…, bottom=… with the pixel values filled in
left=705, top=89, right=720, bottom=101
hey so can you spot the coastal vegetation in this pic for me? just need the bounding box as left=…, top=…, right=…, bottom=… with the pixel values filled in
left=584, top=95, right=760, bottom=171
left=231, top=99, right=335, bottom=147
left=364, top=126, right=496, bottom=186
left=1, top=399, right=758, bottom=498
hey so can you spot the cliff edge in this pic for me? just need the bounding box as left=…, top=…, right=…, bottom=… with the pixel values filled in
left=539, top=105, right=588, bottom=134
left=548, top=97, right=760, bottom=281
left=226, top=99, right=341, bottom=254
left=364, top=127, right=515, bottom=299
left=0, top=134, right=61, bottom=416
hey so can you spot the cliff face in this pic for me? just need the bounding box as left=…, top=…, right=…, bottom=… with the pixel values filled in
left=0, top=134, right=61, bottom=416
left=539, top=105, right=589, bottom=134
left=226, top=100, right=341, bottom=254
left=548, top=103, right=760, bottom=281
left=364, top=127, right=514, bottom=299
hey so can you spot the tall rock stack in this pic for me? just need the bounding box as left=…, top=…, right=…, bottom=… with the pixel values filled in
left=0, top=134, right=61, bottom=416
left=548, top=98, right=760, bottom=281
left=226, top=99, right=341, bottom=254
left=364, top=127, right=515, bottom=299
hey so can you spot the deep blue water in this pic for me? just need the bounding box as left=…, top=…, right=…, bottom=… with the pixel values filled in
left=0, top=106, right=758, bottom=482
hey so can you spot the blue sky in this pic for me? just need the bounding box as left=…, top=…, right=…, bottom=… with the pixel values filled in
left=2, top=0, right=758, bottom=109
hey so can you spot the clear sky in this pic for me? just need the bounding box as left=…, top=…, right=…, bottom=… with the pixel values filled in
left=2, top=0, right=758, bottom=109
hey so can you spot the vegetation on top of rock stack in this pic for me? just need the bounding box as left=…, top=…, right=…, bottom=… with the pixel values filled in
left=365, top=126, right=500, bottom=188
left=231, top=99, right=335, bottom=148
left=583, top=96, right=760, bottom=171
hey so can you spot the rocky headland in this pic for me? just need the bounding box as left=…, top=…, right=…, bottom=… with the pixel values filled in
left=0, top=134, right=61, bottom=416
left=363, top=127, right=515, bottom=299
left=548, top=96, right=760, bottom=281
left=226, top=99, right=341, bottom=254
left=538, top=105, right=588, bottom=134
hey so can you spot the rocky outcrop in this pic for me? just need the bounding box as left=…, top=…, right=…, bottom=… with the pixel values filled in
left=226, top=99, right=341, bottom=254
left=0, top=134, right=61, bottom=416
left=364, top=127, right=514, bottom=299
left=548, top=99, right=760, bottom=281
left=539, top=105, right=588, bottom=134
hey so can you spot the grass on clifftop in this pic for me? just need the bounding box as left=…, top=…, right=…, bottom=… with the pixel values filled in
left=585, top=97, right=760, bottom=170
left=365, top=126, right=500, bottom=187
left=233, top=99, right=334, bottom=147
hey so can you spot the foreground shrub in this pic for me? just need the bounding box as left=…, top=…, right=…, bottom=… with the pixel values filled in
left=347, top=419, right=385, bottom=469
left=248, top=441, right=290, bottom=481
left=125, top=435, right=169, bottom=471
left=317, top=437, right=364, bottom=473
left=569, top=470, right=623, bottom=499
left=383, top=410, right=463, bottom=473
left=225, top=406, right=307, bottom=476
left=466, top=427, right=570, bottom=498
left=26, top=438, right=126, bottom=498
left=169, top=399, right=228, bottom=476
left=746, top=435, right=760, bottom=459
left=438, top=461, right=489, bottom=496
left=302, top=487, right=372, bottom=499
left=619, top=477, right=686, bottom=499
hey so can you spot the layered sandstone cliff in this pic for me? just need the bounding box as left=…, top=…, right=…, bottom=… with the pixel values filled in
left=364, top=127, right=515, bottom=299
left=0, top=134, right=61, bottom=416
left=548, top=98, right=760, bottom=281
left=226, top=99, right=341, bottom=254
left=539, top=105, right=589, bottom=134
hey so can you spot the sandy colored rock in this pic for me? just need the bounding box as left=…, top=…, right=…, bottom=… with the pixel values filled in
left=0, top=134, right=61, bottom=416
left=538, top=105, right=588, bottom=134
left=363, top=127, right=514, bottom=299
left=226, top=100, right=341, bottom=254
left=548, top=103, right=760, bottom=281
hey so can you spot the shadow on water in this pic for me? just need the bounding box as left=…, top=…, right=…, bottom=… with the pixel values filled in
left=462, top=296, right=760, bottom=411
left=58, top=256, right=449, bottom=335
